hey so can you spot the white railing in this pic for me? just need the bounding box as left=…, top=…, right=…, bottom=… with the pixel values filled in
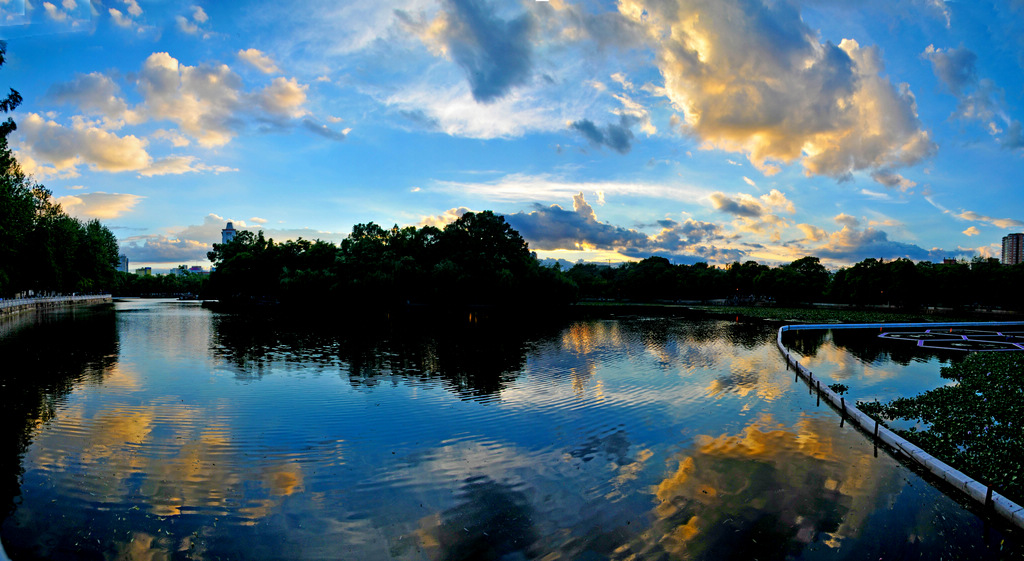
left=777, top=321, right=1024, bottom=529
left=0, top=294, right=111, bottom=310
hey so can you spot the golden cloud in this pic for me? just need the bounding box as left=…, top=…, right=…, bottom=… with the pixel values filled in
left=620, top=0, right=935, bottom=179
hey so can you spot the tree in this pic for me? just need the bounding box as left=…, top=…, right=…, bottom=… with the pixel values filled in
left=0, top=42, right=119, bottom=296
left=0, top=40, right=31, bottom=295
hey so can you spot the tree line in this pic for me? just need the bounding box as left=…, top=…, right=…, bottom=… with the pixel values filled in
left=204, top=211, right=576, bottom=309
left=566, top=254, right=1024, bottom=310
left=207, top=213, right=1024, bottom=312
left=0, top=43, right=119, bottom=298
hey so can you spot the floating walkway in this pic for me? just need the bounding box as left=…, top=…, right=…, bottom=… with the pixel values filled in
left=777, top=321, right=1024, bottom=530
left=0, top=294, right=112, bottom=317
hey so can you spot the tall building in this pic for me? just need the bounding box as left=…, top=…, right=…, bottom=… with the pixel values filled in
left=222, top=221, right=237, bottom=244
left=1003, top=233, right=1024, bottom=265
left=118, top=254, right=129, bottom=272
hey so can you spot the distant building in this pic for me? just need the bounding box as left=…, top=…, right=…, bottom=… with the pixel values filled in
left=942, top=258, right=958, bottom=265
left=222, top=221, right=237, bottom=244
left=171, top=265, right=208, bottom=276
left=119, top=254, right=129, bottom=272
left=1003, top=233, right=1024, bottom=265
left=135, top=267, right=153, bottom=277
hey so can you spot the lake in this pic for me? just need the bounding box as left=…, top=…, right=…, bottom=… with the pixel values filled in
left=0, top=299, right=1020, bottom=560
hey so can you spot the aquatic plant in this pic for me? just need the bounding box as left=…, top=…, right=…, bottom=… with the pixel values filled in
left=828, top=383, right=849, bottom=395
left=858, top=353, right=1024, bottom=502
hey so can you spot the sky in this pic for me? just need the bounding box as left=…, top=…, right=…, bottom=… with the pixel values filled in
left=2, top=0, right=1023, bottom=272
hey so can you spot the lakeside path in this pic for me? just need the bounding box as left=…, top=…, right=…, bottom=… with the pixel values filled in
left=777, top=321, right=1024, bottom=530
left=0, top=295, right=112, bottom=318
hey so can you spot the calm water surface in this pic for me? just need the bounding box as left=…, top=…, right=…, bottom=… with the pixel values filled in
left=0, top=300, right=1020, bottom=560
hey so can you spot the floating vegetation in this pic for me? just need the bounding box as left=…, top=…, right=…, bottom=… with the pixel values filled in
left=858, top=353, right=1024, bottom=502
left=828, top=383, right=849, bottom=395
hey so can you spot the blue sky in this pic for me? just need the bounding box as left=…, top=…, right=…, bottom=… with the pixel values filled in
left=2, top=0, right=1023, bottom=272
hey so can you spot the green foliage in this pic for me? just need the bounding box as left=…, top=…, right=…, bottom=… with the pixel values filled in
left=205, top=211, right=578, bottom=310
left=858, top=353, right=1024, bottom=502
left=563, top=254, right=1024, bottom=311
left=828, top=383, right=849, bottom=395
left=111, top=269, right=208, bottom=297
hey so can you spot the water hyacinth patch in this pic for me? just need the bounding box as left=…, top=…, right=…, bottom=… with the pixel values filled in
left=858, top=353, right=1024, bottom=502
left=829, top=383, right=849, bottom=395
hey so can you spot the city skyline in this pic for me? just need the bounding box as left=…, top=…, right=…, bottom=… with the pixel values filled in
left=2, top=0, right=1024, bottom=271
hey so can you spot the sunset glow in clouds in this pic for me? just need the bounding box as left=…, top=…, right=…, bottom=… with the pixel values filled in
left=3, top=0, right=1023, bottom=271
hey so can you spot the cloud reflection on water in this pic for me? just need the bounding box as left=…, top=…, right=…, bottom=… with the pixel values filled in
left=632, top=414, right=884, bottom=560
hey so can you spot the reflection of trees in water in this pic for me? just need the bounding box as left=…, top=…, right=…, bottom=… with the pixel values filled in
left=414, top=475, right=536, bottom=561
left=830, top=329, right=963, bottom=366
left=0, top=306, right=118, bottom=520
left=783, top=329, right=829, bottom=358
left=786, top=328, right=969, bottom=367
left=210, top=313, right=558, bottom=400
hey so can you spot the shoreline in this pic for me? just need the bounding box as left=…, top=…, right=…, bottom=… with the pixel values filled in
left=0, top=295, right=112, bottom=318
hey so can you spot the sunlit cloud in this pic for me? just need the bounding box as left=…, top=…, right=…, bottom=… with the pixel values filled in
left=258, top=77, right=308, bottom=118
left=834, top=214, right=860, bottom=228
left=962, top=226, right=980, bottom=236
left=54, top=191, right=144, bottom=219
left=16, top=112, right=151, bottom=176
left=503, top=192, right=650, bottom=251
left=870, top=170, right=916, bottom=191
left=621, top=0, right=935, bottom=178
left=237, top=48, right=280, bottom=74
left=955, top=210, right=1024, bottom=229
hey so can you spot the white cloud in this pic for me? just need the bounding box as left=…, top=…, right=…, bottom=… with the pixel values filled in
left=15, top=113, right=237, bottom=179
left=139, top=156, right=238, bottom=177
left=710, top=189, right=794, bottom=217
left=176, top=14, right=199, bottom=34
left=620, top=0, right=935, bottom=179
left=797, top=223, right=827, bottom=242
left=123, top=0, right=141, bottom=17
left=55, top=191, right=143, bottom=219
left=834, top=213, right=860, bottom=228
left=428, top=173, right=716, bottom=204
left=237, top=48, right=281, bottom=74
left=136, top=52, right=245, bottom=147
left=962, top=226, right=980, bottom=236
left=871, top=170, right=916, bottom=191
left=108, top=7, right=131, bottom=27
left=43, top=2, right=66, bottom=21
left=17, top=112, right=151, bottom=175
left=46, top=72, right=142, bottom=124
left=386, top=80, right=564, bottom=139
left=151, top=129, right=191, bottom=147
left=418, top=207, right=472, bottom=228
left=258, top=77, right=308, bottom=118
left=956, top=210, right=1024, bottom=229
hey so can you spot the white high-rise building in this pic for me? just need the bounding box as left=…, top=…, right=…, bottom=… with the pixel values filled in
left=222, top=221, right=237, bottom=244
